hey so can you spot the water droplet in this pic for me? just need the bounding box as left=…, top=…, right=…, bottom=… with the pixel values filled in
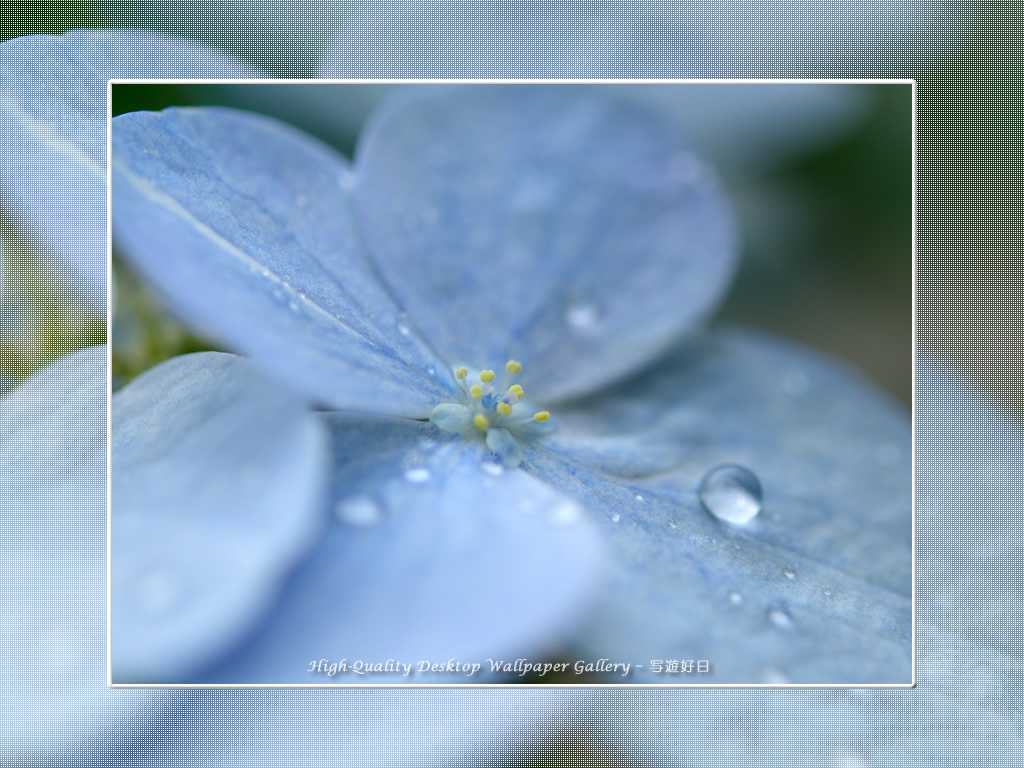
left=783, top=568, right=795, bottom=580
left=551, top=501, right=580, bottom=525
left=134, top=569, right=183, bottom=617
left=610, top=512, right=621, bottom=523
left=668, top=151, right=701, bottom=183
left=480, top=461, right=504, bottom=476
left=728, top=591, right=743, bottom=605
left=699, top=464, right=763, bottom=524
left=396, top=312, right=411, bottom=336
left=288, top=299, right=300, bottom=313
left=823, top=588, right=833, bottom=597
left=781, top=370, right=809, bottom=395
left=634, top=494, right=645, bottom=503
left=767, top=605, right=793, bottom=629
left=335, top=496, right=381, bottom=526
left=666, top=519, right=677, bottom=529
left=564, top=297, right=600, bottom=328
left=426, top=366, right=436, bottom=376
left=404, top=467, right=431, bottom=483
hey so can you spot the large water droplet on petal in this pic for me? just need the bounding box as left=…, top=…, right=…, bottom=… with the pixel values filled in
left=699, top=464, right=763, bottom=524
left=335, top=496, right=382, bottom=526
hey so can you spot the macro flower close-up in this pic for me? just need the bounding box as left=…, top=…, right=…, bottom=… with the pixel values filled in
left=109, top=83, right=912, bottom=686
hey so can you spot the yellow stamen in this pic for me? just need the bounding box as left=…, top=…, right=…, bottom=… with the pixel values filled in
left=473, top=414, right=490, bottom=431
left=505, top=360, right=522, bottom=375
left=455, top=366, right=468, bottom=380
left=480, top=369, right=495, bottom=383
left=497, top=402, right=512, bottom=416
left=470, top=384, right=483, bottom=399
left=533, top=411, right=550, bottom=422
left=509, top=384, right=524, bottom=398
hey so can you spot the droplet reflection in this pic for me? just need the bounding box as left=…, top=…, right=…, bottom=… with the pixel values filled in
left=699, top=463, right=763, bottom=524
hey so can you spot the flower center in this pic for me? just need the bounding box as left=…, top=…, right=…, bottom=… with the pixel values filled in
left=429, top=360, right=552, bottom=468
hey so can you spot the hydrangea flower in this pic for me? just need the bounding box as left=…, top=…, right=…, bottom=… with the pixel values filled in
left=111, top=84, right=913, bottom=685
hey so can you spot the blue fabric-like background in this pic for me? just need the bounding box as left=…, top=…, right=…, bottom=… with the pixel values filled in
left=0, top=2, right=1003, bottom=766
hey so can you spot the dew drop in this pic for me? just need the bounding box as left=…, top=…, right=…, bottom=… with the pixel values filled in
left=404, top=467, right=431, bottom=483
left=767, top=605, right=793, bottom=629
left=823, top=588, right=833, bottom=597
left=480, top=461, right=504, bottom=476
left=783, top=568, right=795, bottom=580
left=666, top=519, right=677, bottom=529
left=288, top=299, right=300, bottom=313
left=551, top=501, right=581, bottom=526
left=565, top=297, right=600, bottom=328
left=698, top=464, right=763, bottom=524
left=396, top=312, right=411, bottom=336
left=728, top=591, right=743, bottom=605
left=335, top=496, right=381, bottom=526
left=634, top=494, right=645, bottom=503
left=610, top=512, right=621, bottom=523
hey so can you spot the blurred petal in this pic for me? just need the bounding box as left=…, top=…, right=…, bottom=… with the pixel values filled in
left=0, top=30, right=261, bottom=311
left=526, top=328, right=911, bottom=683
left=0, top=346, right=170, bottom=761
left=112, top=352, right=330, bottom=683
left=112, top=106, right=453, bottom=417
left=326, top=0, right=954, bottom=79
left=204, top=415, right=605, bottom=684
left=356, top=85, right=737, bottom=402
left=602, top=356, right=1021, bottom=766
left=110, top=689, right=579, bottom=767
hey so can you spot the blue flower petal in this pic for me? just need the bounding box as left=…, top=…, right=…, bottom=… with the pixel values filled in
left=0, top=30, right=261, bottom=311
left=0, top=346, right=172, bottom=760
left=325, top=1, right=952, bottom=79
left=112, top=352, right=330, bottom=683
left=112, top=106, right=454, bottom=417
left=356, top=85, right=738, bottom=402
left=602, top=357, right=1021, bottom=766
left=202, top=414, right=605, bottom=684
left=525, top=328, right=911, bottom=683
